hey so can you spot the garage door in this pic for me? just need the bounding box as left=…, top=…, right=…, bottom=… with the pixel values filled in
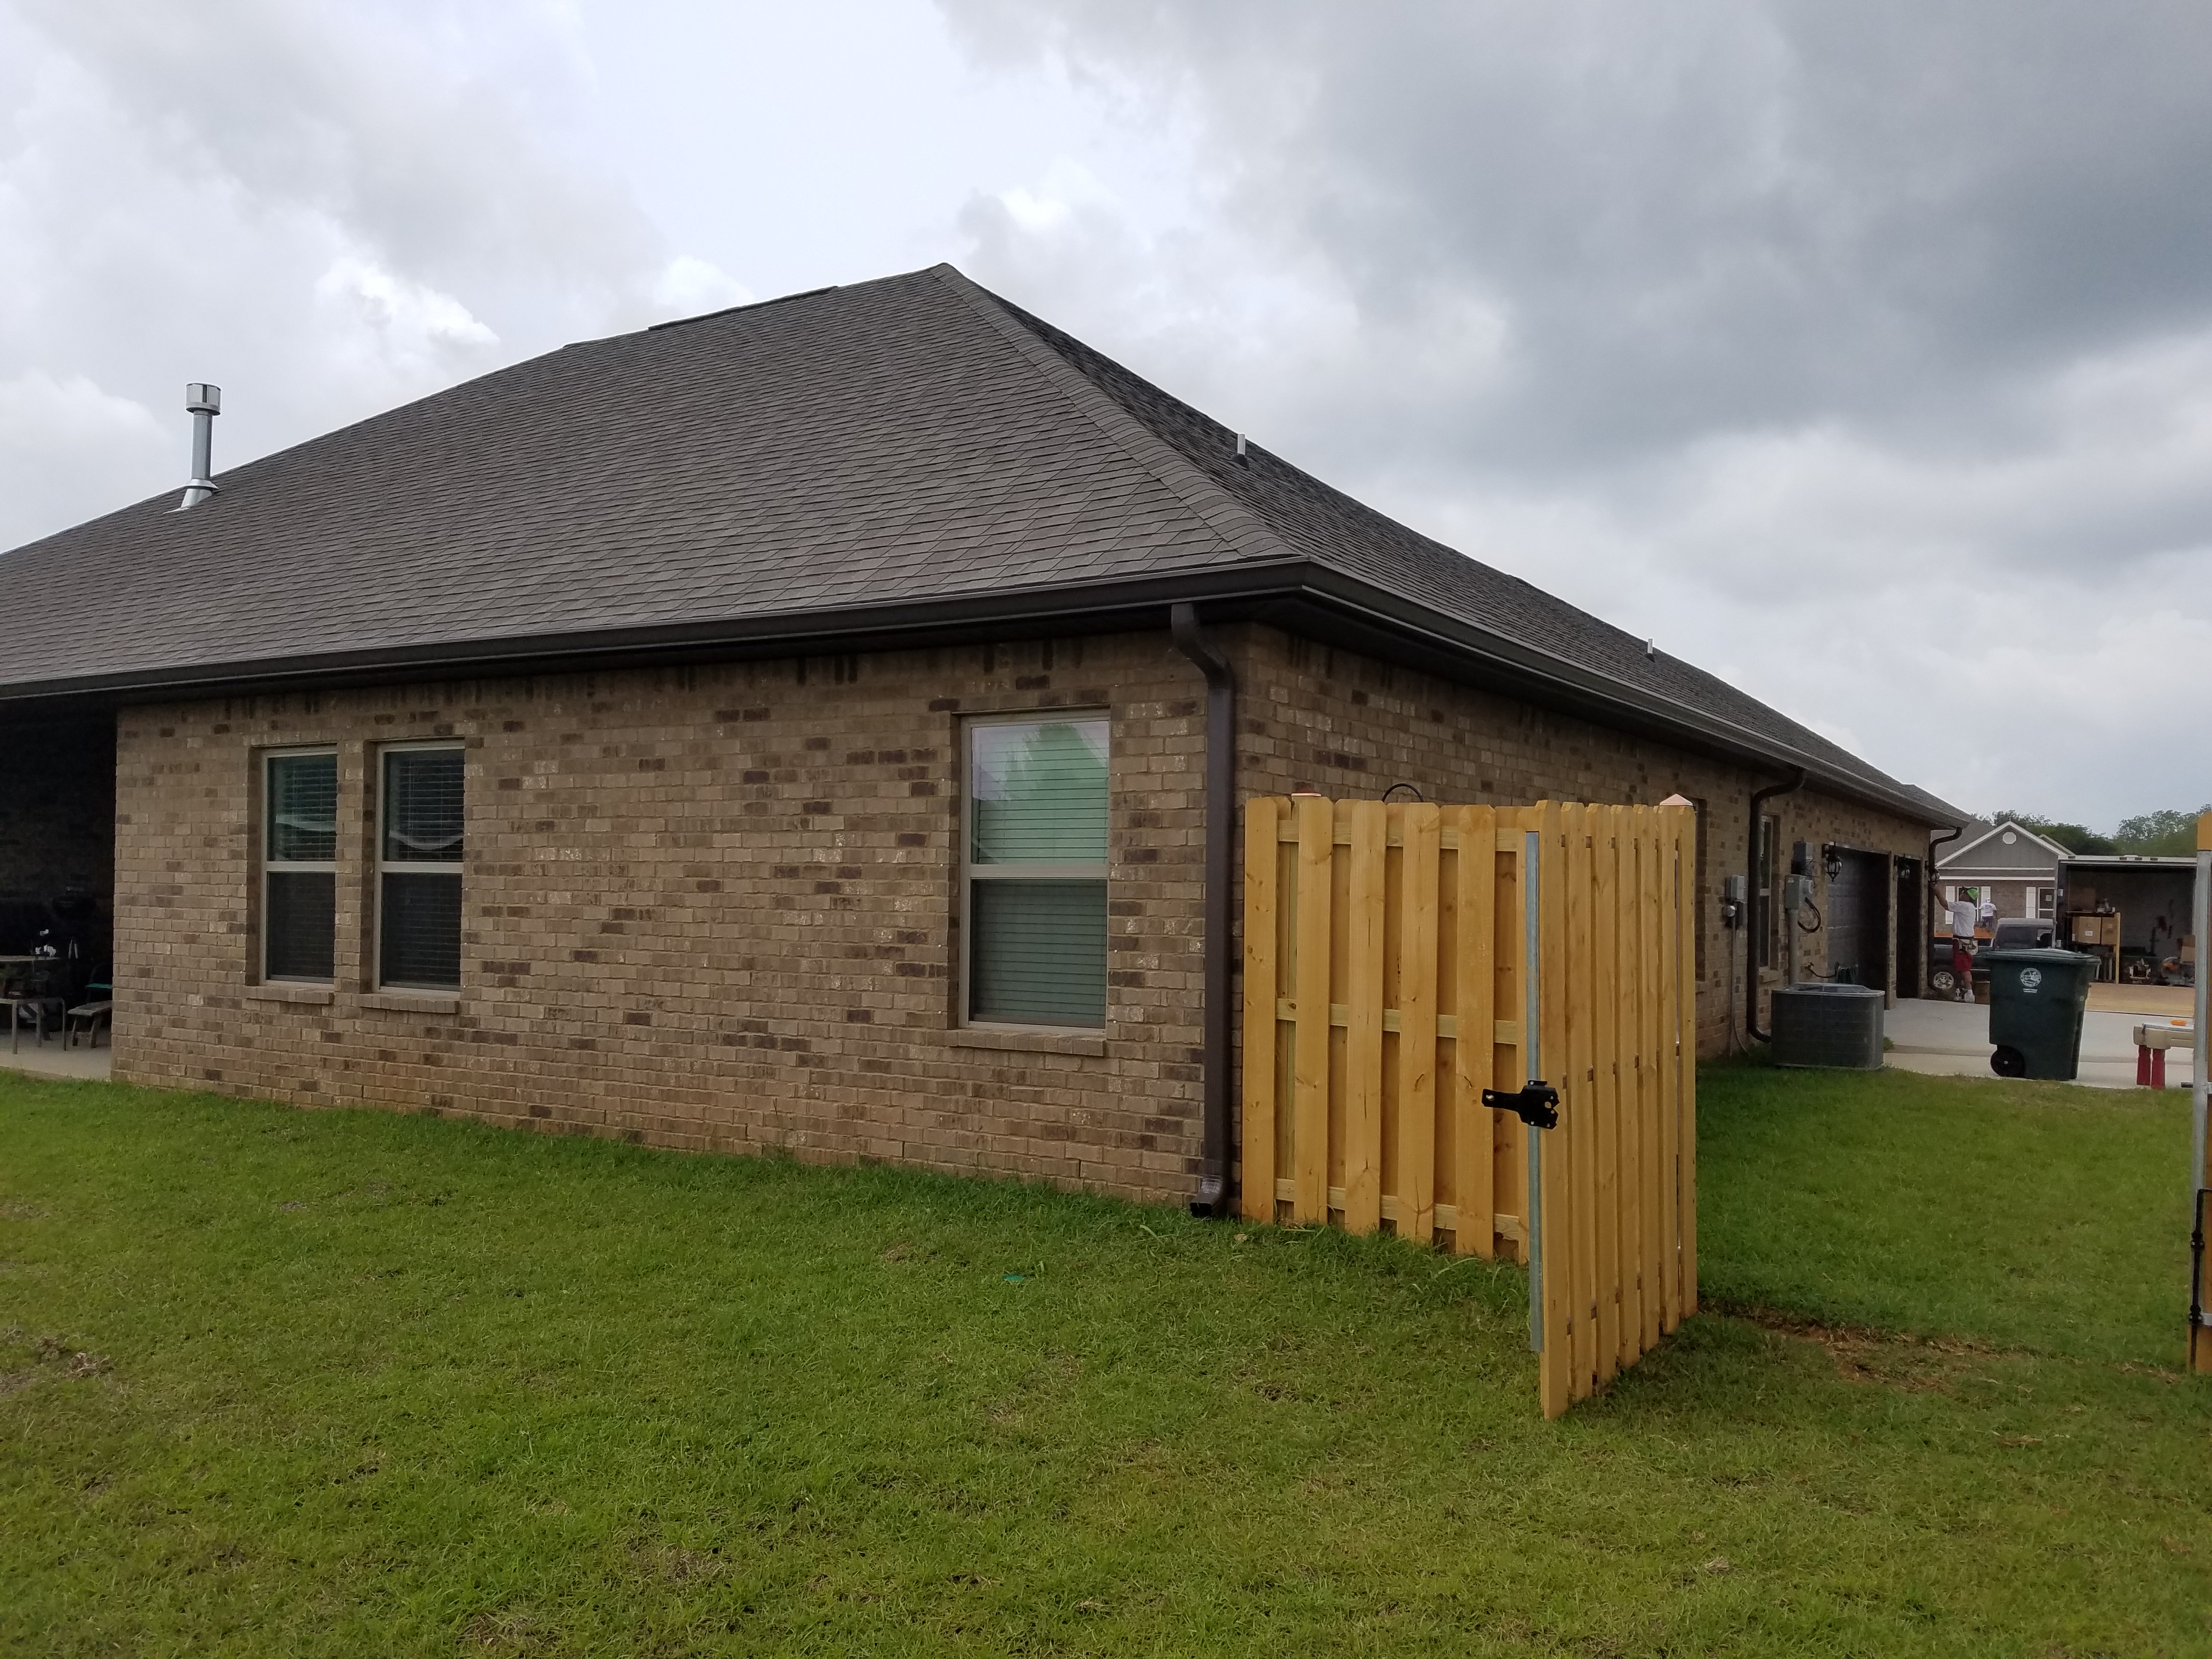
left=1826, top=851, right=1891, bottom=988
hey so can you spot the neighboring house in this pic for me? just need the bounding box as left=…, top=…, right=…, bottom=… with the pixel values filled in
left=0, top=265, right=1965, bottom=1210
left=1936, top=818, right=2068, bottom=924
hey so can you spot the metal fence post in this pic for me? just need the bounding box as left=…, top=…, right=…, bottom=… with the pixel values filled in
left=1526, top=828, right=1545, bottom=1353
left=2191, top=814, right=2210, bottom=1370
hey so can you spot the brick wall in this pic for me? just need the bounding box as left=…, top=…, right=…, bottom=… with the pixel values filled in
left=1231, top=625, right=1938, bottom=1049
left=112, top=633, right=1211, bottom=1204
left=108, top=620, right=1945, bottom=1204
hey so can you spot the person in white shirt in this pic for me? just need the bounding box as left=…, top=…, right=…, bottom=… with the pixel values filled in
left=1979, top=896, right=1997, bottom=934
left=1945, top=891, right=1979, bottom=997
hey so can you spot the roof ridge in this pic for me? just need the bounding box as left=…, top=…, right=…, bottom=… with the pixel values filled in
left=927, top=264, right=1292, bottom=568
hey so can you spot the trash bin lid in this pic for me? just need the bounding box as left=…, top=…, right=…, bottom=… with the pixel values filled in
left=1979, top=947, right=2096, bottom=966
left=1773, top=981, right=1883, bottom=997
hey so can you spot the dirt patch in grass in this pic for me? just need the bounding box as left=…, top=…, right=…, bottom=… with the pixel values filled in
left=1719, top=1301, right=2002, bottom=1391
left=0, top=1333, right=111, bottom=1397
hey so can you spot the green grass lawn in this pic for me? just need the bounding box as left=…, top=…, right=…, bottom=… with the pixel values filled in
left=3, top=1064, right=2208, bottom=1655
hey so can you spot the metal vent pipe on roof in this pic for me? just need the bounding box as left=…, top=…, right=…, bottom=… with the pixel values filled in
left=174, top=383, right=221, bottom=511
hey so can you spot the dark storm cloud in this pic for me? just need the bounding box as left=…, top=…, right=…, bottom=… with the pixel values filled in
left=940, top=0, right=2212, bottom=819
left=946, top=0, right=2212, bottom=462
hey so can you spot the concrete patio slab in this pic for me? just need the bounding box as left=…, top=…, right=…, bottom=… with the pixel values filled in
left=0, top=1042, right=112, bottom=1084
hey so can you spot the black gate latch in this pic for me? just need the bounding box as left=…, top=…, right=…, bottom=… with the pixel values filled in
left=1482, top=1081, right=1560, bottom=1130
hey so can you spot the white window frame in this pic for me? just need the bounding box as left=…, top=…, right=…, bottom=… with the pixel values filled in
left=959, top=709, right=1110, bottom=1033
left=261, top=746, right=338, bottom=984
left=375, top=740, right=465, bottom=992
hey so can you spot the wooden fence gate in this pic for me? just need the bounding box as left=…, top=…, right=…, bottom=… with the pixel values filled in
left=1242, top=796, right=1699, bottom=1417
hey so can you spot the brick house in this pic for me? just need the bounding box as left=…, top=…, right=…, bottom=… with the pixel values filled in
left=0, top=265, right=1962, bottom=1210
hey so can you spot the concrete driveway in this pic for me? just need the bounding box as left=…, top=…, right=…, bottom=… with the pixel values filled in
left=1884, top=996, right=2196, bottom=1091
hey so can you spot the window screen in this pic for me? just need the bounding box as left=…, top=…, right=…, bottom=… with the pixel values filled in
left=966, top=716, right=1109, bottom=1028
left=379, top=747, right=463, bottom=990
left=264, top=752, right=336, bottom=981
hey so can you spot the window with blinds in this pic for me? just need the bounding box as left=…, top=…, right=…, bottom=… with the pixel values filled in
left=263, top=750, right=336, bottom=982
left=964, top=715, right=1109, bottom=1028
left=377, top=746, right=463, bottom=990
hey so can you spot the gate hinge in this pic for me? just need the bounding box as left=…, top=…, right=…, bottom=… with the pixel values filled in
left=1483, top=1080, right=1560, bottom=1130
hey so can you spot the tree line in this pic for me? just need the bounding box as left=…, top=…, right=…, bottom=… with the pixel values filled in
left=1985, top=806, right=2210, bottom=857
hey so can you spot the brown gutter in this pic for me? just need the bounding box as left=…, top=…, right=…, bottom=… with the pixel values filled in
left=1170, top=602, right=1236, bottom=1217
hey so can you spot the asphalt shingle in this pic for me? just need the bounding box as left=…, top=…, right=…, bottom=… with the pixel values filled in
left=0, top=263, right=1954, bottom=821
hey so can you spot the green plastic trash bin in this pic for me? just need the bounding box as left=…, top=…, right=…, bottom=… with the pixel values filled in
left=1982, top=948, right=2096, bottom=1080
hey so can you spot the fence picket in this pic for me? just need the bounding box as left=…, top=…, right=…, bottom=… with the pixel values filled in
left=1291, top=793, right=1334, bottom=1225
left=1501, top=811, right=1530, bottom=1266
left=1616, top=816, right=1646, bottom=1367
left=1342, top=801, right=1387, bottom=1233
left=1396, top=804, right=1441, bottom=1242
left=1655, top=810, right=1684, bottom=1325
left=1592, top=805, right=1623, bottom=1386
left=1628, top=827, right=1663, bottom=1353
left=1241, top=798, right=1282, bottom=1224
left=1537, top=801, right=1572, bottom=1416
left=1452, top=804, right=1497, bottom=1257
left=1671, top=808, right=1700, bottom=1321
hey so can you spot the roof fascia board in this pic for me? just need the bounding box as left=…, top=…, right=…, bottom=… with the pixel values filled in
left=0, top=566, right=1309, bottom=713
left=0, top=556, right=1958, bottom=825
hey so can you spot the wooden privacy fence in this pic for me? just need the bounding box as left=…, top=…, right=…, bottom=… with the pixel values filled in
left=1242, top=796, right=1699, bottom=1417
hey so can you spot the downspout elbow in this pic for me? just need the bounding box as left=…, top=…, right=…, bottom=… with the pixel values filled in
left=1171, top=602, right=1236, bottom=1217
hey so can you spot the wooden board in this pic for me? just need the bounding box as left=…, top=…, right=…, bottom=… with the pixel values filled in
left=1240, top=798, right=1281, bottom=1223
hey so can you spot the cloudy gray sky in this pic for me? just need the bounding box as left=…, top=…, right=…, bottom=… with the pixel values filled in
left=3, top=0, right=2207, bottom=826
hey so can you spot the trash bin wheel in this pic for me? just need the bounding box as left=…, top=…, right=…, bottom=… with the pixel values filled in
left=1991, top=1045, right=2027, bottom=1078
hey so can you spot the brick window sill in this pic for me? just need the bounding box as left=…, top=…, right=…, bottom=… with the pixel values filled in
left=245, top=982, right=334, bottom=1006
left=946, top=1026, right=1107, bottom=1058
left=360, top=990, right=462, bottom=1015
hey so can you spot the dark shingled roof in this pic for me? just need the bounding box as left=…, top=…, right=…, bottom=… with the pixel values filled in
left=0, top=263, right=1960, bottom=826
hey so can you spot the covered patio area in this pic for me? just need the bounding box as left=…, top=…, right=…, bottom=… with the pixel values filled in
left=2, top=710, right=115, bottom=1066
